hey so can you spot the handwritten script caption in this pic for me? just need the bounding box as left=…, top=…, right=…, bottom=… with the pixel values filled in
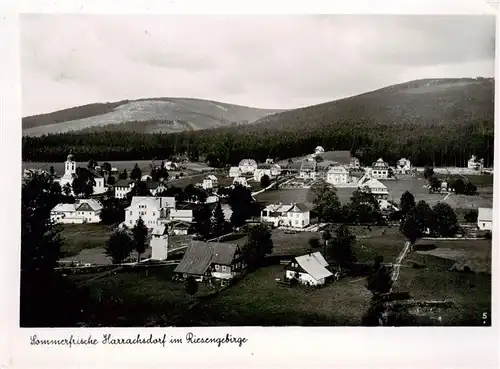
left=30, top=332, right=248, bottom=348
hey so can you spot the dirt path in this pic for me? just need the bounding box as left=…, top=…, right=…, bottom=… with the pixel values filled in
left=392, top=240, right=411, bottom=284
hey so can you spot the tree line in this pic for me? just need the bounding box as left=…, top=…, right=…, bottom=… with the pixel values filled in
left=22, top=117, right=494, bottom=168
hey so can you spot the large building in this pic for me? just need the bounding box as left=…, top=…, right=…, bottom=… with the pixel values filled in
left=370, top=158, right=389, bottom=179
left=261, top=203, right=310, bottom=229
left=477, top=207, right=493, bottom=231
left=50, top=199, right=104, bottom=224
left=326, top=166, right=350, bottom=185
left=357, top=176, right=389, bottom=200
left=396, top=158, right=412, bottom=174
left=54, top=154, right=106, bottom=195
left=123, top=196, right=176, bottom=229
left=238, top=159, right=258, bottom=174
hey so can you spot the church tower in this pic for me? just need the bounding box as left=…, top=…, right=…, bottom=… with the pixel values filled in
left=63, top=153, right=76, bottom=179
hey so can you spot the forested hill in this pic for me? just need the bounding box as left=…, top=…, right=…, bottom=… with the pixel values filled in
left=251, top=77, right=494, bottom=130
left=22, top=78, right=495, bottom=168
left=22, top=98, right=285, bottom=136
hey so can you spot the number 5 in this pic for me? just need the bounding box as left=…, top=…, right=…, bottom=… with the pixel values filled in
left=483, top=312, right=488, bottom=320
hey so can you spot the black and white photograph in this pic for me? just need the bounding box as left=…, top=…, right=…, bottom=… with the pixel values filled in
left=19, top=12, right=495, bottom=330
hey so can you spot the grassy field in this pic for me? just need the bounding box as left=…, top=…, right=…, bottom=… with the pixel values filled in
left=176, top=265, right=372, bottom=326
left=73, top=265, right=215, bottom=326
left=393, top=237, right=491, bottom=325
left=59, top=223, right=112, bottom=258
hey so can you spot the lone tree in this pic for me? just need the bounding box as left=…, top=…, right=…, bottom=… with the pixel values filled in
left=452, top=178, right=466, bottom=195
left=49, top=166, right=55, bottom=177
left=308, top=237, right=320, bottom=250
left=399, top=191, right=416, bottom=215
left=260, top=174, right=271, bottom=189
left=349, top=189, right=384, bottom=225
left=107, top=176, right=116, bottom=186
left=101, top=162, right=112, bottom=174
left=100, top=197, right=126, bottom=225
left=428, top=175, right=442, bottom=193
left=193, top=205, right=212, bottom=239
left=130, top=164, right=142, bottom=181
left=312, top=180, right=343, bottom=223
left=432, top=202, right=459, bottom=237
left=105, top=230, right=134, bottom=264
left=132, top=217, right=149, bottom=263
left=399, top=209, right=422, bottom=245
left=365, top=256, right=393, bottom=299
left=21, top=172, right=86, bottom=327
left=210, top=201, right=226, bottom=236
left=464, top=209, right=478, bottom=223
left=242, top=224, right=273, bottom=270
left=328, top=225, right=357, bottom=268
left=229, top=184, right=254, bottom=228
left=413, top=200, right=435, bottom=236
left=71, top=176, right=86, bottom=197
left=423, top=165, right=434, bottom=179
left=119, top=169, right=128, bottom=180
left=185, top=276, right=199, bottom=299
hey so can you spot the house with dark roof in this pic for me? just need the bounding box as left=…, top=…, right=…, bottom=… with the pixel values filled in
left=261, top=202, right=310, bottom=229
left=145, top=181, right=167, bottom=196
left=284, top=252, right=332, bottom=286
left=174, top=240, right=243, bottom=282
left=299, top=160, right=317, bottom=179
left=114, top=179, right=136, bottom=199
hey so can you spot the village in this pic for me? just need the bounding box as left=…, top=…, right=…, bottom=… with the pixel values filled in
left=22, top=146, right=493, bottom=326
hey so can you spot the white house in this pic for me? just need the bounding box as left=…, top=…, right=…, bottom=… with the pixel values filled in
left=468, top=155, right=484, bottom=171
left=145, top=181, right=167, bottom=196
left=326, top=166, right=349, bottom=185
left=150, top=225, right=169, bottom=261
left=261, top=203, right=310, bottom=229
left=396, top=158, right=412, bottom=174
left=370, top=158, right=389, bottom=179
left=270, top=164, right=282, bottom=177
left=238, top=159, right=258, bottom=174
left=164, top=161, right=178, bottom=170
left=50, top=199, right=104, bottom=224
left=254, top=167, right=272, bottom=182
left=202, top=175, right=218, bottom=190
left=357, top=176, right=389, bottom=200
left=114, top=179, right=135, bottom=199
left=233, top=176, right=250, bottom=188
left=477, top=207, right=493, bottom=231
left=299, top=160, right=317, bottom=179
left=54, top=154, right=106, bottom=195
left=314, top=146, right=325, bottom=155
left=284, top=252, right=332, bottom=287
left=169, top=221, right=191, bottom=235
left=123, top=196, right=176, bottom=229
left=141, top=174, right=153, bottom=182
left=229, top=166, right=241, bottom=178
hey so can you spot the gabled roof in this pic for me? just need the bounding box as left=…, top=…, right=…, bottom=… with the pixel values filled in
left=478, top=207, right=493, bottom=222
left=358, top=176, right=387, bottom=189
left=290, top=203, right=309, bottom=212
left=327, top=166, right=349, bottom=174
left=75, top=199, right=103, bottom=212
left=128, top=196, right=174, bottom=211
left=115, top=179, right=135, bottom=187
left=174, top=240, right=239, bottom=275
left=174, top=241, right=214, bottom=275
left=229, top=166, right=241, bottom=172
left=294, top=252, right=332, bottom=281
left=238, top=159, right=257, bottom=167
left=300, top=160, right=317, bottom=171
left=205, top=175, right=218, bottom=181
left=51, top=203, right=76, bottom=213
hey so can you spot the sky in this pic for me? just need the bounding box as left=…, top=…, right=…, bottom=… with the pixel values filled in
left=21, top=14, right=495, bottom=116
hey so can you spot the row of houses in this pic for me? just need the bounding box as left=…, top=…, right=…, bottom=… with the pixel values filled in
left=172, top=237, right=333, bottom=287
